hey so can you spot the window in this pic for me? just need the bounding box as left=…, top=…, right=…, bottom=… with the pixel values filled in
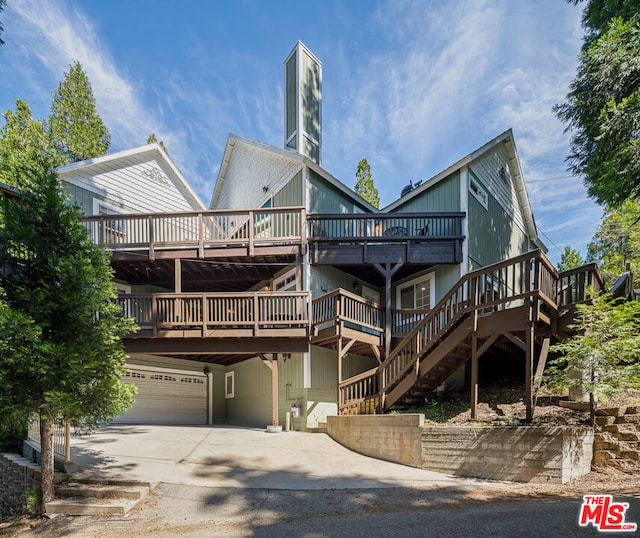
left=469, top=172, right=488, bottom=210
left=397, top=273, right=434, bottom=310
left=93, top=200, right=127, bottom=242
left=225, top=371, right=235, bottom=399
left=274, top=268, right=297, bottom=291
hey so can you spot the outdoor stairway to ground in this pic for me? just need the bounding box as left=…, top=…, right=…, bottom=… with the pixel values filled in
left=338, top=251, right=607, bottom=418
left=45, top=478, right=156, bottom=516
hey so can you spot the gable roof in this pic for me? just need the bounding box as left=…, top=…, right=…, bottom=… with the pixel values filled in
left=383, top=129, right=543, bottom=249
left=210, top=134, right=378, bottom=212
left=57, top=144, right=205, bottom=210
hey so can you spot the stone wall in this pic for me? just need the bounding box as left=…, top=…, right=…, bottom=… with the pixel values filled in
left=594, top=406, right=640, bottom=473
left=327, top=415, right=594, bottom=484
left=0, top=453, right=41, bottom=517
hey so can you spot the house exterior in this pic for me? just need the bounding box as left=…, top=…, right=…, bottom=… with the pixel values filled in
left=60, top=42, right=592, bottom=430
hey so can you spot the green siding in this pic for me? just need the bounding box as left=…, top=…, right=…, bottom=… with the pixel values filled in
left=393, top=172, right=460, bottom=213
left=392, top=265, right=460, bottom=307
left=225, top=354, right=306, bottom=427
left=63, top=182, right=100, bottom=215
left=309, top=266, right=377, bottom=300
left=467, top=179, right=530, bottom=269
left=273, top=170, right=302, bottom=207
left=285, top=53, right=297, bottom=145
left=308, top=170, right=368, bottom=214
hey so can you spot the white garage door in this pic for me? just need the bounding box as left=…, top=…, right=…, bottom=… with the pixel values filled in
left=113, top=367, right=208, bottom=424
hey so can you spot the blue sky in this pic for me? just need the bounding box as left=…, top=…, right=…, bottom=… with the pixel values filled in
left=0, top=0, right=602, bottom=265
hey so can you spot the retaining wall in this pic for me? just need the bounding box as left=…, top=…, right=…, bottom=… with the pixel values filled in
left=0, top=453, right=41, bottom=517
left=327, top=414, right=594, bottom=484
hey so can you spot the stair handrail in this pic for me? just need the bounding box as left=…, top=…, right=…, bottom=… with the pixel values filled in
left=338, top=250, right=559, bottom=411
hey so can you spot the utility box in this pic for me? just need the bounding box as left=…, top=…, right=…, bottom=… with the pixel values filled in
left=290, top=403, right=300, bottom=418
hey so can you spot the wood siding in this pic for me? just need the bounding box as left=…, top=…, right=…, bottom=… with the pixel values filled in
left=308, top=170, right=369, bottom=214
left=214, top=143, right=303, bottom=210
left=273, top=170, right=303, bottom=207
left=59, top=153, right=201, bottom=214
left=392, top=172, right=461, bottom=213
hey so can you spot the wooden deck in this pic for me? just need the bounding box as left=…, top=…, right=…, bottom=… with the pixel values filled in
left=338, top=251, right=606, bottom=420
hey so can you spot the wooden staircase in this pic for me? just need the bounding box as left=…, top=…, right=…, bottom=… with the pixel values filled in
left=338, top=250, right=606, bottom=420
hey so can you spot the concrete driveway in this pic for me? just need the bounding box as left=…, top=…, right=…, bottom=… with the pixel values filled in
left=68, top=425, right=485, bottom=490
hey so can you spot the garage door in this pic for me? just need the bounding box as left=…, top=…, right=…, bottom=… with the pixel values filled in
left=113, top=367, right=208, bottom=424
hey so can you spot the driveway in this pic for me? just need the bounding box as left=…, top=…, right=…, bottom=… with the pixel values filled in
left=69, top=424, right=485, bottom=490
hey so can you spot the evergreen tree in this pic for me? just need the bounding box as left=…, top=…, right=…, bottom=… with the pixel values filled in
left=555, top=5, right=640, bottom=206
left=557, top=246, right=587, bottom=272
left=0, top=99, right=59, bottom=189
left=147, top=133, right=169, bottom=156
left=587, top=199, right=640, bottom=290
left=48, top=61, right=110, bottom=163
left=546, top=293, right=640, bottom=425
left=354, top=158, right=380, bottom=209
left=0, top=158, right=136, bottom=505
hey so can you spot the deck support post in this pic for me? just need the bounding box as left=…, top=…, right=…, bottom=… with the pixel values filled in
left=525, top=322, right=535, bottom=423
left=372, top=262, right=403, bottom=360
left=174, top=258, right=182, bottom=293
left=470, top=323, right=478, bottom=420
left=261, top=354, right=279, bottom=427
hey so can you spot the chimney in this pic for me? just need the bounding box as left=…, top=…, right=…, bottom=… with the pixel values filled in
left=284, top=41, right=322, bottom=165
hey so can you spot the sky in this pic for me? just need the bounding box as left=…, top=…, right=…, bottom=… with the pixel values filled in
left=0, top=0, right=603, bottom=265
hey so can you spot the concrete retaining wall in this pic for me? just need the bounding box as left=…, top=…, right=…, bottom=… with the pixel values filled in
left=326, top=414, right=424, bottom=468
left=421, top=425, right=593, bottom=483
left=327, top=415, right=594, bottom=484
left=0, top=453, right=42, bottom=517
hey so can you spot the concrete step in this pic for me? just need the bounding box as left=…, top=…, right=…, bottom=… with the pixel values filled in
left=308, top=422, right=328, bottom=433
left=45, top=479, right=155, bottom=516
left=56, top=483, right=149, bottom=500
left=45, top=496, right=139, bottom=516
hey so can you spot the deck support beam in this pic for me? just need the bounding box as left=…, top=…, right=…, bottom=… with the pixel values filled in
left=525, top=323, right=535, bottom=423
left=372, top=262, right=404, bottom=359
left=261, top=353, right=279, bottom=427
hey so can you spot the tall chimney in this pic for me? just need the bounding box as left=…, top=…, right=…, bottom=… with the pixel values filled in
left=284, top=41, right=322, bottom=165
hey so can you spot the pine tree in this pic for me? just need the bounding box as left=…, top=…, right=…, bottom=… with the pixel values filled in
left=354, top=158, right=380, bottom=209
left=49, top=62, right=110, bottom=163
left=0, top=158, right=136, bottom=505
left=147, top=133, right=169, bottom=156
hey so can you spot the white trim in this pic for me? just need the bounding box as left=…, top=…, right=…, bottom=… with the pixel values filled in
left=93, top=198, right=126, bottom=216
left=225, top=371, right=235, bottom=399
left=303, top=352, right=311, bottom=388
left=396, top=271, right=436, bottom=309
left=207, top=371, right=214, bottom=425
left=469, top=172, right=488, bottom=210
left=126, top=363, right=207, bottom=378
left=460, top=166, right=469, bottom=278
left=273, top=267, right=297, bottom=291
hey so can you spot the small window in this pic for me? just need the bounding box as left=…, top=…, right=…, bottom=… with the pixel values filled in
left=274, top=268, right=297, bottom=291
left=225, top=371, right=235, bottom=399
left=469, top=173, right=488, bottom=210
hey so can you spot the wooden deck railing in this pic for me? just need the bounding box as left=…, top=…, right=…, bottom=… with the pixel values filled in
left=338, top=367, right=380, bottom=413
left=337, top=250, right=560, bottom=413
left=118, top=291, right=312, bottom=336
left=83, top=207, right=306, bottom=254
left=557, top=263, right=606, bottom=308
left=312, top=288, right=384, bottom=335
left=307, top=212, right=465, bottom=242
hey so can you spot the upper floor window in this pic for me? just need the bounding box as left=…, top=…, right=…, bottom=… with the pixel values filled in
left=397, top=273, right=434, bottom=310
left=469, top=172, right=488, bottom=210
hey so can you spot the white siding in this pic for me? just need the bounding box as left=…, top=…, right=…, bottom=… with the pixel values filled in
left=59, top=153, right=201, bottom=215
left=214, top=143, right=303, bottom=210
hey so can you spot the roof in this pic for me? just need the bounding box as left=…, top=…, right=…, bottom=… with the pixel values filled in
left=57, top=144, right=205, bottom=210
left=209, top=134, right=378, bottom=212
left=0, top=181, right=27, bottom=200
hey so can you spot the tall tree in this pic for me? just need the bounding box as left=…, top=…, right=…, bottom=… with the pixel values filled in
left=557, top=246, right=587, bottom=272
left=587, top=199, right=640, bottom=290
left=569, top=0, right=640, bottom=45
left=354, top=158, right=380, bottom=209
left=48, top=61, right=110, bottom=163
left=0, top=159, right=135, bottom=506
left=546, top=293, right=640, bottom=425
left=555, top=8, right=640, bottom=206
left=0, top=100, right=59, bottom=189
left=147, top=133, right=169, bottom=156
